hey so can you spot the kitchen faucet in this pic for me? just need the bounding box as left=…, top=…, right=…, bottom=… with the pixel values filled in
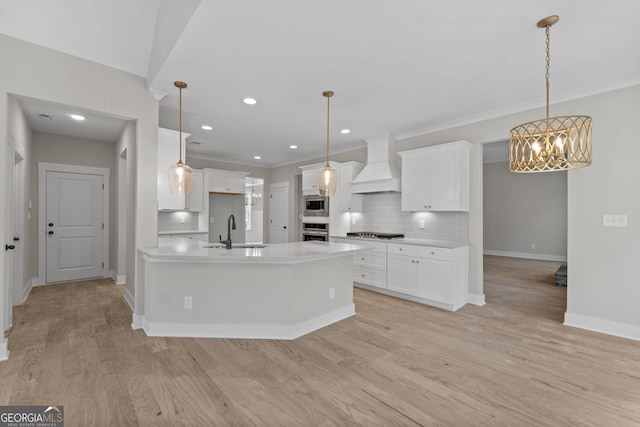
left=222, top=214, right=236, bottom=249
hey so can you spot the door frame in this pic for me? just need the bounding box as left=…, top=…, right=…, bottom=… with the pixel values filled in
left=37, top=162, right=110, bottom=285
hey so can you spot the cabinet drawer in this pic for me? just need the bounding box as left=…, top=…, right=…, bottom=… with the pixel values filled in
left=387, top=243, right=417, bottom=257
left=414, top=246, right=452, bottom=261
left=354, top=251, right=386, bottom=269
left=353, top=266, right=386, bottom=289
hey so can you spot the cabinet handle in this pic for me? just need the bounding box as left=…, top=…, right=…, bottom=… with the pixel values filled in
left=361, top=274, right=365, bottom=278
left=361, top=257, right=365, bottom=261
left=431, top=251, right=435, bottom=255
left=399, top=248, right=403, bottom=251
left=411, top=260, right=415, bottom=263
left=416, top=260, right=420, bottom=264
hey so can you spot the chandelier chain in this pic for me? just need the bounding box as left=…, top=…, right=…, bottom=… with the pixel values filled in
left=545, top=25, right=551, bottom=123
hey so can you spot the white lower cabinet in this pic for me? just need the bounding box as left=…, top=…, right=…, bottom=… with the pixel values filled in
left=386, top=243, right=468, bottom=311
left=344, top=238, right=387, bottom=289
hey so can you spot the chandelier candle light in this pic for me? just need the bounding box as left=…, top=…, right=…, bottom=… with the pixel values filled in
left=318, top=90, right=337, bottom=196
left=509, top=15, right=592, bottom=173
left=168, top=81, right=193, bottom=193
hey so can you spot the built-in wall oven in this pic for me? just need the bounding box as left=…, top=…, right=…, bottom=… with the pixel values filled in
left=302, top=222, right=329, bottom=241
left=304, top=195, right=329, bottom=217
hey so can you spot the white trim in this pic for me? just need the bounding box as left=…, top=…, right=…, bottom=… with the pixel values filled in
left=0, top=339, right=8, bottom=361
left=355, top=283, right=464, bottom=311
left=38, top=162, right=110, bottom=284
left=131, top=314, right=144, bottom=330
left=110, top=270, right=126, bottom=285
left=123, top=287, right=135, bottom=311
left=564, top=312, right=640, bottom=342
left=468, top=293, right=486, bottom=306
left=483, top=249, right=567, bottom=262
left=141, top=304, right=355, bottom=340
left=21, top=278, right=33, bottom=303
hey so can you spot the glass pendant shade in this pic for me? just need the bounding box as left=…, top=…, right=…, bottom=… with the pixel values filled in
left=168, top=161, right=193, bottom=193
left=509, top=15, right=592, bottom=173
left=318, top=90, right=337, bottom=196
left=167, top=80, right=193, bottom=193
left=318, top=165, right=337, bottom=197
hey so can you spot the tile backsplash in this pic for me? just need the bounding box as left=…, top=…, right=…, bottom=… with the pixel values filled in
left=351, top=192, right=468, bottom=241
left=158, top=211, right=200, bottom=232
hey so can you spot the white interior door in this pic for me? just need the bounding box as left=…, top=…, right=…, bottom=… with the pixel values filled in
left=269, top=181, right=289, bottom=243
left=46, top=171, right=104, bottom=283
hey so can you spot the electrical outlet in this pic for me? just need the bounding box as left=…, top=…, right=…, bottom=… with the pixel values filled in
left=531, top=243, right=536, bottom=250
left=351, top=217, right=357, bottom=225
left=184, top=296, right=193, bottom=309
left=329, top=287, right=335, bottom=299
left=210, top=217, right=214, bottom=224
left=419, top=219, right=425, bottom=229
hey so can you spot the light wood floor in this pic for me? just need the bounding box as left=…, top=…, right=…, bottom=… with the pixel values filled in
left=2, top=256, right=639, bottom=426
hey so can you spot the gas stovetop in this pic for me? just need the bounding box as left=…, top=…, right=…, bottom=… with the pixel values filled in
left=346, top=232, right=405, bottom=240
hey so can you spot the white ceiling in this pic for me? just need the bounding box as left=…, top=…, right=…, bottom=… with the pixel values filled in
left=1, top=1, right=639, bottom=167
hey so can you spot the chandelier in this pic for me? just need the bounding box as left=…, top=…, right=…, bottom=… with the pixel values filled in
left=509, top=15, right=592, bottom=173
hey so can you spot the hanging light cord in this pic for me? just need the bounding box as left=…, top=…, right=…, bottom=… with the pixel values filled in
left=178, top=83, right=184, bottom=165
left=325, top=92, right=331, bottom=167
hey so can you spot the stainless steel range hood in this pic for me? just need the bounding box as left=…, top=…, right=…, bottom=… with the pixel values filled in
left=350, top=135, right=401, bottom=193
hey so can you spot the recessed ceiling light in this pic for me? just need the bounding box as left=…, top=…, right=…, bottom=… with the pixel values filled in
left=254, top=156, right=261, bottom=160
left=201, top=125, right=213, bottom=131
left=70, top=114, right=85, bottom=121
left=289, top=145, right=298, bottom=149
left=243, top=97, right=257, bottom=105
left=340, top=129, right=350, bottom=134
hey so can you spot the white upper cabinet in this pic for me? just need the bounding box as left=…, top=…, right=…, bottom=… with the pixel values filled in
left=300, top=163, right=324, bottom=196
left=157, top=127, right=190, bottom=210
left=205, top=168, right=248, bottom=194
left=338, top=161, right=364, bottom=212
left=184, top=169, right=204, bottom=212
left=399, top=140, right=471, bottom=212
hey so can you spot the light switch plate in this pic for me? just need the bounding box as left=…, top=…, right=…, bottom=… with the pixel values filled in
left=603, top=214, right=627, bottom=227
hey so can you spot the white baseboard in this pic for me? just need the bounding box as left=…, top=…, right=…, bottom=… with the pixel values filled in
left=468, top=293, right=486, bottom=306
left=22, top=278, right=33, bottom=303
left=0, top=339, right=8, bottom=361
left=123, top=287, right=135, bottom=311
left=484, top=249, right=567, bottom=262
left=32, top=276, right=44, bottom=286
left=141, top=304, right=356, bottom=340
left=564, top=312, right=640, bottom=342
left=110, top=270, right=126, bottom=285
left=131, top=314, right=144, bottom=330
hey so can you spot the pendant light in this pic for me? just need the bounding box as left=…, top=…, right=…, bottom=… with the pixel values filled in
left=509, top=15, right=592, bottom=173
left=167, top=81, right=193, bottom=193
left=318, top=90, right=337, bottom=196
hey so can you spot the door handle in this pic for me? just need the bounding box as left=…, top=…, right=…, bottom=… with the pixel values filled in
left=5, top=245, right=15, bottom=250
left=48, top=231, right=54, bottom=235
left=49, top=223, right=54, bottom=227
left=283, top=226, right=287, bottom=229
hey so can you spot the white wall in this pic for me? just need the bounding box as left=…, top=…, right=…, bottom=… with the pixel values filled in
left=483, top=160, right=567, bottom=261
left=565, top=86, right=640, bottom=338
left=0, top=34, right=159, bottom=347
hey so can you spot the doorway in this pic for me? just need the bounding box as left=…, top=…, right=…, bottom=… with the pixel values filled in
left=38, top=163, right=110, bottom=284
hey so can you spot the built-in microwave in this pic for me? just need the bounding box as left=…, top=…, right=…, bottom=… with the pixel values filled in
left=304, top=195, right=329, bottom=217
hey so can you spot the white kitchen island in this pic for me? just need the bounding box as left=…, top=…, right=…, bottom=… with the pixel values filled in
left=134, top=239, right=367, bottom=339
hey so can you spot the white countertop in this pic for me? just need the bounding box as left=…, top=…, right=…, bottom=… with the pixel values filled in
left=334, top=235, right=468, bottom=249
left=157, top=230, right=208, bottom=235
left=140, top=238, right=368, bottom=264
